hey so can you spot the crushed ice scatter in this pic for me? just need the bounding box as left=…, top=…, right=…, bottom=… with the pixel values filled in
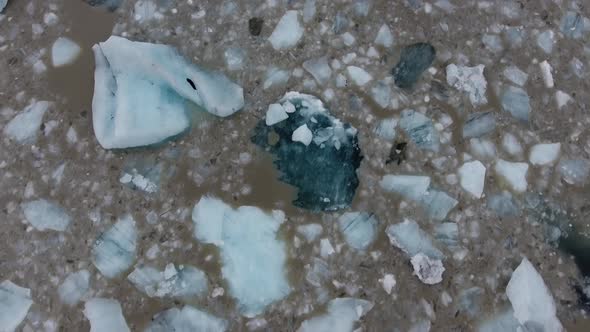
left=411, top=253, right=445, bottom=285
left=529, top=143, right=561, bottom=166
left=346, top=66, right=372, bottom=86
left=91, top=215, right=137, bottom=278
left=386, top=219, right=443, bottom=259
left=51, top=37, right=81, bottom=67
left=446, top=64, right=487, bottom=105
left=292, top=124, right=313, bottom=146
left=128, top=263, right=208, bottom=298
left=458, top=160, right=486, bottom=198
left=145, top=306, right=227, bottom=332
left=265, top=103, right=289, bottom=126
left=84, top=298, right=130, bottom=332
left=303, top=57, right=332, bottom=85
left=22, top=199, right=71, bottom=232
left=495, top=159, right=528, bottom=193
left=268, top=11, right=303, bottom=50
left=3, top=100, right=50, bottom=144
left=92, top=36, right=244, bottom=149
left=0, top=281, right=33, bottom=332
left=375, top=24, right=394, bottom=47
left=192, top=197, right=290, bottom=317
left=463, top=112, right=495, bottom=138
left=297, top=298, right=374, bottom=332
left=58, top=270, right=90, bottom=305
left=501, top=86, right=530, bottom=121
left=338, top=212, right=378, bottom=250
left=392, top=43, right=436, bottom=89
left=297, top=224, right=323, bottom=242
left=399, top=109, right=439, bottom=152
left=506, top=258, right=563, bottom=332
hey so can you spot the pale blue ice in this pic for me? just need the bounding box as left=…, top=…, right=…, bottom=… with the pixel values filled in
left=91, top=215, right=137, bottom=278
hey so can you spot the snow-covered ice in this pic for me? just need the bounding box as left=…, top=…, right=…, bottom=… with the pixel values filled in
left=458, top=160, right=486, bottom=198
left=51, top=37, right=81, bottom=67
left=3, top=101, right=51, bottom=144
left=410, top=253, right=445, bottom=285
left=22, top=199, right=71, bottom=232
left=145, top=306, right=227, bottom=332
left=380, top=274, right=396, bottom=294
left=495, top=159, right=529, bottom=192
left=446, top=64, right=487, bottom=105
left=128, top=263, right=208, bottom=298
left=0, top=281, right=33, bottom=332
left=84, top=298, right=130, bottom=332
left=58, top=270, right=90, bottom=305
left=91, top=215, right=137, bottom=278
left=297, top=298, right=374, bottom=332
left=529, top=143, right=561, bottom=166
left=268, top=11, right=303, bottom=50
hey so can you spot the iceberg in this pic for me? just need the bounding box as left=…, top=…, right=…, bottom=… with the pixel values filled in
left=22, top=199, right=71, bottom=232
left=536, top=30, right=555, bottom=54
left=145, top=306, right=227, bottom=332
left=58, top=270, right=90, bottom=305
left=0, top=281, right=33, bottom=332
left=91, top=215, right=137, bottom=278
left=419, top=189, right=458, bottom=221
left=3, top=100, right=51, bottom=144
left=392, top=43, right=436, bottom=89
left=297, top=298, right=374, bottom=332
left=192, top=197, right=290, bottom=317
left=338, top=212, right=379, bottom=250
left=487, top=192, right=520, bottom=217
left=252, top=92, right=362, bottom=211
left=84, top=298, right=130, bottom=332
left=92, top=36, right=244, bottom=149
left=506, top=258, right=563, bottom=332
left=399, top=109, right=439, bottom=152
left=560, top=11, right=585, bottom=39
left=51, top=37, right=81, bottom=67
left=503, top=65, right=528, bottom=86
left=128, top=263, right=207, bottom=298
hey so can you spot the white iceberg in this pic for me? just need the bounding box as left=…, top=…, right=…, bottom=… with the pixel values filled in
left=51, top=37, right=81, bottom=67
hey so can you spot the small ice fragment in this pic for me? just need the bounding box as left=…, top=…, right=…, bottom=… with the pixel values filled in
left=44, top=12, right=59, bottom=26
left=3, top=100, right=50, bottom=144
left=555, top=90, right=572, bottom=109
left=482, top=34, right=503, bottom=52
left=145, top=306, right=227, bottom=332
left=263, top=67, right=290, bottom=89
left=266, top=103, right=289, bottom=126
left=506, top=258, right=563, bottom=332
left=487, top=192, right=520, bottom=217
left=458, top=287, right=485, bottom=317
left=536, top=30, right=555, bottom=54
left=529, top=143, right=560, bottom=166
left=338, top=212, right=379, bottom=250
left=297, top=298, right=373, bottom=332
left=341, top=32, right=356, bottom=46
left=224, top=47, right=246, bottom=71
left=303, top=0, right=316, bottom=23
left=58, top=270, right=90, bottom=305
left=560, top=11, right=585, bottom=39
left=346, top=66, right=372, bottom=86
left=462, top=112, right=496, bottom=138
left=84, top=298, right=130, bottom=332
left=292, top=124, right=313, bottom=146
left=392, top=43, right=436, bottom=89
left=539, top=60, right=554, bottom=88
left=478, top=308, right=522, bottom=332
left=434, top=222, right=459, bottom=247
left=375, top=24, right=394, bottom=47
left=22, top=199, right=71, bottom=232
left=458, top=160, right=486, bottom=198
left=51, top=37, right=81, bottom=67
left=558, top=159, right=590, bottom=186
left=381, top=274, right=396, bottom=294
left=83, top=0, right=122, bottom=11
left=370, top=80, right=391, bottom=108
left=303, top=57, right=332, bottom=85
left=128, top=264, right=208, bottom=298
left=354, top=0, right=372, bottom=16
left=91, top=215, right=137, bottom=278
left=320, top=238, right=335, bottom=258
left=470, top=138, right=496, bottom=160
left=268, top=11, right=303, bottom=50
left=420, top=189, right=458, bottom=221
left=495, top=159, right=529, bottom=192
left=386, top=219, right=443, bottom=259
left=411, top=253, right=445, bottom=285
left=374, top=118, right=397, bottom=140
left=502, top=133, right=523, bottom=156
left=399, top=109, right=439, bottom=152
left=380, top=175, right=430, bottom=201
left=296, top=224, right=323, bottom=242
left=503, top=65, right=528, bottom=86
left=409, top=320, right=432, bottom=332
left=446, top=64, right=487, bottom=105
left=501, top=86, right=530, bottom=121
left=0, top=281, right=33, bottom=332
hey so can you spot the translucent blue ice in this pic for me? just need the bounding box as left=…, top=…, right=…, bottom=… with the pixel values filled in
left=338, top=212, right=379, bottom=250
left=145, top=306, right=227, bottom=332
left=419, top=189, right=458, bottom=221
left=58, top=270, right=90, bottom=305
left=0, top=281, right=33, bottom=332
left=297, top=298, right=374, bottom=332
left=386, top=219, right=443, bottom=259
left=399, top=109, right=439, bottom=152
left=84, top=298, right=130, bottom=332
left=22, top=199, right=71, bottom=232
left=192, top=197, right=290, bottom=317
left=392, top=43, right=436, bottom=89
left=463, top=112, right=496, bottom=138
left=92, top=36, right=244, bottom=149
left=128, top=264, right=208, bottom=298
left=487, top=192, right=520, bottom=217
left=91, top=215, right=137, bottom=278
left=501, top=86, right=530, bottom=121
left=560, top=12, right=586, bottom=39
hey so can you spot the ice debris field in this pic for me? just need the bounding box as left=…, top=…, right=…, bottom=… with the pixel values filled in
left=2, top=0, right=590, bottom=331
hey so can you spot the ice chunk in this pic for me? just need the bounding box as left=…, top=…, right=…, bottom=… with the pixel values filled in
left=482, top=34, right=503, bottom=52
left=266, top=103, right=289, bottom=126
left=420, top=189, right=458, bottom=221
left=529, top=143, right=560, bottom=166
left=145, top=306, right=227, bottom=332
left=487, top=192, right=520, bottom=217
left=51, top=37, right=81, bottom=67
left=303, top=57, right=332, bottom=85
left=446, top=64, right=487, bottom=105
left=386, top=219, right=443, bottom=259
left=354, top=0, right=371, bottom=16
left=478, top=309, right=522, bottom=332
left=297, top=224, right=323, bottom=242
left=536, top=30, right=555, bottom=54
left=458, top=160, right=486, bottom=198
left=338, top=212, right=379, bottom=250
left=558, top=159, right=590, bottom=186
left=84, top=0, right=122, bottom=11
left=252, top=92, right=362, bottom=211
left=346, top=66, right=372, bottom=86
left=268, top=11, right=303, bottom=50
left=434, top=222, right=459, bottom=247
left=470, top=138, right=496, bottom=160
left=392, top=43, right=435, bottom=89
left=0, top=281, right=33, bottom=332
left=0, top=0, right=6, bottom=12
left=58, top=270, right=90, bottom=305
left=303, top=0, right=316, bottom=23
left=555, top=90, right=572, bottom=109
left=539, top=60, right=554, bottom=88
left=21, top=199, right=71, bottom=232
left=411, top=253, right=445, bottom=285
left=462, top=112, right=495, bottom=138
left=501, top=86, right=530, bottom=121
left=374, top=118, right=397, bottom=140
left=128, top=263, right=207, bottom=298
left=119, top=157, right=162, bottom=193
left=380, top=274, right=396, bottom=294
left=192, top=197, right=290, bottom=317
left=92, top=36, right=244, bottom=149
left=297, top=298, right=373, bottom=332
left=399, top=109, right=439, bottom=152
left=292, top=124, right=313, bottom=146
left=560, top=12, right=585, bottom=39
left=91, top=215, right=137, bottom=278
left=495, top=159, right=528, bottom=192
left=84, top=298, right=130, bottom=332
left=502, top=133, right=523, bottom=156
left=375, top=24, right=394, bottom=47
left=371, top=80, right=391, bottom=108
left=458, top=287, right=484, bottom=317
left=503, top=65, right=528, bottom=86
left=506, top=258, right=563, bottom=332
left=320, top=238, right=335, bottom=258
left=224, top=47, right=246, bottom=71
left=380, top=175, right=431, bottom=201
left=3, top=100, right=50, bottom=144
left=263, top=67, right=290, bottom=89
